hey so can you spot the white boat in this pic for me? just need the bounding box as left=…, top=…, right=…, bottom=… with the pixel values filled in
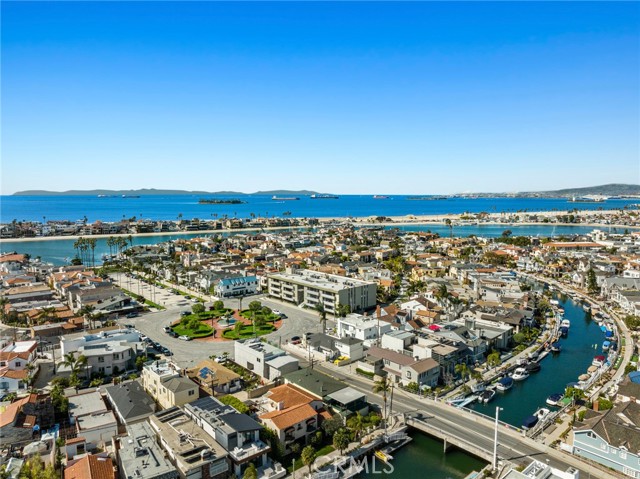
left=512, top=367, right=530, bottom=381
left=592, top=355, right=606, bottom=367
left=550, top=299, right=559, bottom=305
left=546, top=393, right=563, bottom=407
left=480, top=389, right=496, bottom=403
left=560, top=319, right=571, bottom=329
left=496, top=377, right=514, bottom=391
left=471, top=383, right=486, bottom=394
left=535, top=407, right=551, bottom=421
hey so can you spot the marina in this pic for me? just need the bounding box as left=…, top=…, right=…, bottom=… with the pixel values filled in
left=469, top=293, right=612, bottom=426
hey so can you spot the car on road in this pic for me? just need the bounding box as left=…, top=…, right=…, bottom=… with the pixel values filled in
left=169, top=331, right=178, bottom=338
left=184, top=295, right=191, bottom=300
left=181, top=311, right=190, bottom=316
left=290, top=335, right=302, bottom=344
left=163, top=326, right=172, bottom=333
left=272, top=310, right=286, bottom=318
left=214, top=356, right=227, bottom=363
left=178, top=335, right=192, bottom=341
left=162, top=348, right=173, bottom=356
left=126, top=312, right=139, bottom=318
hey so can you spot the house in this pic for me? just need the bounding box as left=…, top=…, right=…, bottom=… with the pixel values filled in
left=67, top=391, right=118, bottom=450
left=185, top=359, right=242, bottom=396
left=103, top=380, right=156, bottom=426
left=141, top=360, right=198, bottom=409
left=365, top=346, right=440, bottom=388
left=381, top=330, right=414, bottom=353
left=215, top=276, right=259, bottom=298
left=304, top=333, right=364, bottom=361
left=234, top=339, right=299, bottom=381
left=572, top=401, right=640, bottom=477
left=0, top=393, right=55, bottom=446
left=0, top=340, right=38, bottom=393
left=267, top=270, right=376, bottom=315
left=64, top=454, right=116, bottom=479
left=60, top=328, right=141, bottom=356
left=258, top=384, right=326, bottom=451
left=336, top=313, right=392, bottom=346
left=185, top=396, right=284, bottom=479
left=114, top=421, right=178, bottom=479
left=72, top=341, right=138, bottom=378
left=149, top=407, right=229, bottom=479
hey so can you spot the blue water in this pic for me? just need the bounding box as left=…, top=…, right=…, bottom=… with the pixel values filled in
left=0, top=224, right=630, bottom=266
left=1, top=194, right=637, bottom=223
left=470, top=294, right=606, bottom=427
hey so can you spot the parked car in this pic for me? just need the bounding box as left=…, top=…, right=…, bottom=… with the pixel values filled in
left=169, top=331, right=178, bottom=338
left=163, top=326, right=172, bottom=333
left=181, top=311, right=190, bottom=316
left=184, top=295, right=191, bottom=300
left=290, top=336, right=302, bottom=344
left=178, top=335, right=192, bottom=341
left=214, top=356, right=227, bottom=363
left=126, top=312, right=139, bottom=318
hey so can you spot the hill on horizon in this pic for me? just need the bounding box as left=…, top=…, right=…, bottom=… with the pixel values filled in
left=12, top=188, right=328, bottom=196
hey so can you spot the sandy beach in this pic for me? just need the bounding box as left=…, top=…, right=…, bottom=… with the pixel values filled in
left=1, top=209, right=637, bottom=243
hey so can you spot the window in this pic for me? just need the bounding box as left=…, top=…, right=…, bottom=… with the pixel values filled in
left=15, top=362, right=21, bottom=367
left=98, top=356, right=104, bottom=363
left=406, top=371, right=411, bottom=379
left=188, top=390, right=195, bottom=396
left=587, top=431, right=596, bottom=439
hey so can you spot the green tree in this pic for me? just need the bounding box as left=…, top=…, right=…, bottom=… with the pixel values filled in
left=346, top=412, right=366, bottom=440
left=248, top=300, right=262, bottom=313
left=512, top=332, right=526, bottom=345
left=454, top=363, right=470, bottom=382
left=333, top=428, right=350, bottom=455
left=372, top=376, right=392, bottom=430
left=243, top=463, right=258, bottom=479
left=487, top=351, right=501, bottom=370
left=192, top=303, right=205, bottom=314
left=301, top=445, right=316, bottom=475
left=502, top=229, right=513, bottom=238
left=213, top=300, right=225, bottom=310
left=321, top=414, right=343, bottom=436
left=18, top=457, right=57, bottom=479
left=586, top=268, right=599, bottom=295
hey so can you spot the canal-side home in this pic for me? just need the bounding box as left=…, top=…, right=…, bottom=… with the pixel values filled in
left=572, top=401, right=640, bottom=477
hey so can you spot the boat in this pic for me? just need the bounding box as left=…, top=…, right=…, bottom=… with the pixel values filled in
left=480, top=389, right=496, bottom=403
left=550, top=342, right=561, bottom=353
left=568, top=195, right=607, bottom=203
left=373, top=195, right=389, bottom=199
left=310, top=194, right=339, bottom=199
left=512, top=367, right=530, bottom=381
left=525, top=362, right=541, bottom=373
left=471, top=383, right=486, bottom=394
left=560, top=319, right=571, bottom=329
left=272, top=196, right=300, bottom=201
left=535, top=407, right=551, bottom=421
left=496, top=377, right=514, bottom=392
left=122, top=194, right=140, bottom=198
left=374, top=449, right=393, bottom=463
left=546, top=393, right=563, bottom=407
left=592, top=355, right=606, bottom=367
left=550, top=299, right=559, bottom=306
left=578, top=373, right=590, bottom=382
left=602, top=340, right=611, bottom=352
left=559, top=326, right=569, bottom=337
left=522, top=415, right=539, bottom=430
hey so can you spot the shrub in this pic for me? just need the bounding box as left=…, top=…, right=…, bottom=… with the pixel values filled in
left=219, top=395, right=249, bottom=414
left=355, top=368, right=375, bottom=378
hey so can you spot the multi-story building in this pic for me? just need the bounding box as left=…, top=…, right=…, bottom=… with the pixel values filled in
left=234, top=339, right=298, bottom=381
left=141, top=360, right=198, bottom=409
left=75, top=341, right=137, bottom=377
left=0, top=340, right=38, bottom=393
left=149, top=407, right=229, bottom=479
left=185, top=397, right=284, bottom=479
left=114, top=421, right=178, bottom=479
left=336, top=313, right=391, bottom=346
left=215, top=276, right=259, bottom=298
left=267, top=270, right=376, bottom=315
left=60, top=328, right=141, bottom=356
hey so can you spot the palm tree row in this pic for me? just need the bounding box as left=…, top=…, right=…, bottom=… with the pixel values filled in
left=72, top=237, right=98, bottom=267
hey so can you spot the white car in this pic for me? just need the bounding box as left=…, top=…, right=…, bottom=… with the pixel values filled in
left=178, top=335, right=192, bottom=341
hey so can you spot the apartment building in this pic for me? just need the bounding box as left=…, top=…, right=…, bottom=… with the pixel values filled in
left=267, top=270, right=376, bottom=315
left=336, top=313, right=392, bottom=346
left=114, top=421, right=178, bottom=479
left=141, top=360, right=198, bottom=409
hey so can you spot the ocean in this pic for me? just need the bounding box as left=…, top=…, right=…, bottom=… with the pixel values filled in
left=1, top=194, right=638, bottom=223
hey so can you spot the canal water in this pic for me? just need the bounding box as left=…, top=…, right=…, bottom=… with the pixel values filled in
left=470, top=294, right=606, bottom=427
left=359, top=432, right=487, bottom=478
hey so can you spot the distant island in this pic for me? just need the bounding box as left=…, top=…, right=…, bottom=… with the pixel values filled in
left=198, top=198, right=246, bottom=205
left=10, top=184, right=640, bottom=198
left=11, top=188, right=331, bottom=196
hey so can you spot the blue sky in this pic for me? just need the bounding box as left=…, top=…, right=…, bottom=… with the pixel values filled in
left=2, top=1, right=639, bottom=195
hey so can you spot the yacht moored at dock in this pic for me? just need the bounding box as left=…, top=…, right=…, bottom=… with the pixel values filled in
left=496, top=376, right=514, bottom=392
left=480, top=389, right=496, bottom=403
left=512, top=367, right=530, bottom=381
left=546, top=393, right=563, bottom=407
left=522, top=415, right=539, bottom=430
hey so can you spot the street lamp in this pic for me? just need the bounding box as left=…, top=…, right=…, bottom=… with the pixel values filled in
left=493, top=407, right=504, bottom=471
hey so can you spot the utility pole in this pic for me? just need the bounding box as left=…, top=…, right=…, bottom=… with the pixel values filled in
left=493, top=407, right=504, bottom=471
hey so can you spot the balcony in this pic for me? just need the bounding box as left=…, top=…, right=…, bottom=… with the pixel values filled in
left=229, top=440, right=271, bottom=462
left=258, top=460, right=286, bottom=479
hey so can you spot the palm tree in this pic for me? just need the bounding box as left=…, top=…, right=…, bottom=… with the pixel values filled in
left=454, top=363, right=470, bottom=383
left=78, top=305, right=96, bottom=330
left=445, top=218, right=453, bottom=238
left=36, top=306, right=57, bottom=325
left=346, top=412, right=366, bottom=440
left=372, top=376, right=391, bottom=431
left=62, top=353, right=88, bottom=378
left=87, top=238, right=97, bottom=267
left=315, top=302, right=327, bottom=334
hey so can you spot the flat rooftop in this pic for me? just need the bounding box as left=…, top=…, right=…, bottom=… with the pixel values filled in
left=118, top=421, right=177, bottom=479
left=67, top=391, right=107, bottom=418
left=269, top=270, right=374, bottom=292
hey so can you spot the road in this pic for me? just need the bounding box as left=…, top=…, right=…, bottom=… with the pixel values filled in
left=110, top=273, right=329, bottom=367
left=302, top=355, right=623, bottom=478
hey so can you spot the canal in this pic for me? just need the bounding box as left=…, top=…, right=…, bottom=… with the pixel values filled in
left=469, top=293, right=607, bottom=427
left=359, top=432, right=487, bottom=478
